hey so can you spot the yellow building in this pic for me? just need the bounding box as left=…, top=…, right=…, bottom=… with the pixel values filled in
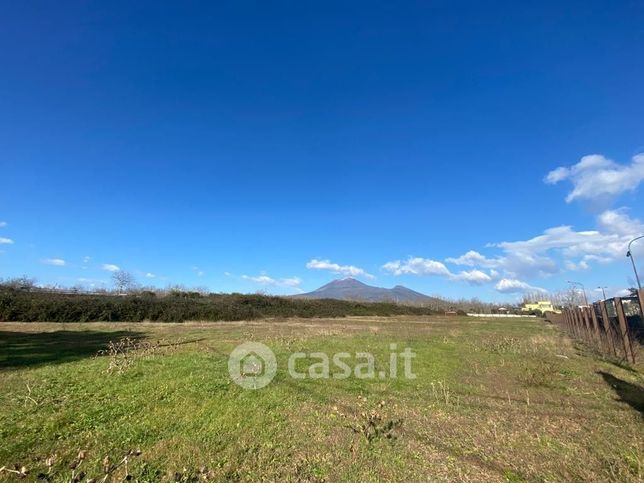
left=521, top=300, right=560, bottom=314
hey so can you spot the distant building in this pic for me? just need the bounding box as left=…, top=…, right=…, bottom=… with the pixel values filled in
left=521, top=300, right=560, bottom=314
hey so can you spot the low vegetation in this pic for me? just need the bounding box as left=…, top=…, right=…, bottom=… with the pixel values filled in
left=0, top=275, right=512, bottom=317
left=0, top=316, right=642, bottom=481
left=0, top=288, right=437, bottom=322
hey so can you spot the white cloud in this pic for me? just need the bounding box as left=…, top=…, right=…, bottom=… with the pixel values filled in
left=456, top=210, right=643, bottom=278
left=498, top=211, right=644, bottom=262
left=445, top=250, right=491, bottom=267
left=543, top=166, right=570, bottom=184
left=0, top=221, right=7, bottom=228
left=382, top=261, right=402, bottom=273
left=242, top=274, right=302, bottom=289
left=452, top=269, right=492, bottom=284
left=145, top=272, right=156, bottom=278
left=446, top=249, right=557, bottom=277
left=597, top=208, right=644, bottom=238
left=384, top=203, right=643, bottom=291
left=564, top=260, right=589, bottom=271
left=440, top=208, right=644, bottom=285
left=0, top=237, right=14, bottom=245
left=544, top=153, right=644, bottom=203
left=101, top=263, right=120, bottom=272
left=42, top=258, right=66, bottom=266
left=495, top=278, right=546, bottom=294
left=83, top=256, right=91, bottom=263
left=563, top=254, right=612, bottom=272
left=382, top=257, right=495, bottom=285
left=306, top=258, right=375, bottom=280
left=382, top=257, right=451, bottom=277
left=497, top=226, right=602, bottom=254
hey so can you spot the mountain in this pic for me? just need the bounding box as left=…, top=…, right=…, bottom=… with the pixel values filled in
left=292, top=278, right=442, bottom=305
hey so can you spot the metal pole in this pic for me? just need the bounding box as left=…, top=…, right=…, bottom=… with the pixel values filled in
left=628, top=254, right=641, bottom=291
left=627, top=235, right=643, bottom=291
left=598, top=286, right=607, bottom=300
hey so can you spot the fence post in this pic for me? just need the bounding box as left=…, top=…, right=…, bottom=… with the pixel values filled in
left=589, top=304, right=603, bottom=351
left=577, top=308, right=589, bottom=342
left=599, top=301, right=617, bottom=357
left=570, top=309, right=581, bottom=338
left=576, top=308, right=584, bottom=339
left=583, top=307, right=597, bottom=349
left=577, top=307, right=592, bottom=342
left=582, top=307, right=593, bottom=343
left=614, top=297, right=636, bottom=364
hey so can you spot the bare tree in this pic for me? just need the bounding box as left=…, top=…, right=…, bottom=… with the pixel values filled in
left=112, top=270, right=137, bottom=293
left=0, top=276, right=37, bottom=290
left=561, top=286, right=585, bottom=307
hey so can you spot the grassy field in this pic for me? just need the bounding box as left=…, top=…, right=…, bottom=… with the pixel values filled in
left=0, top=316, right=642, bottom=482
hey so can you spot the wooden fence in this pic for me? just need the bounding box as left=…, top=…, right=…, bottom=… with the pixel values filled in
left=554, top=289, right=644, bottom=364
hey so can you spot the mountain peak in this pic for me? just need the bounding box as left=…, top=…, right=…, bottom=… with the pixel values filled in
left=318, top=277, right=368, bottom=289
left=293, top=278, right=438, bottom=304
left=332, top=277, right=364, bottom=284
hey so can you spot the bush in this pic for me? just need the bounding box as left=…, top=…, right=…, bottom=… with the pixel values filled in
left=0, top=288, right=436, bottom=322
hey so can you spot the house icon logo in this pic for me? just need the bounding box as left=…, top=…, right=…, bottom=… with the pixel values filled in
left=228, top=342, right=277, bottom=389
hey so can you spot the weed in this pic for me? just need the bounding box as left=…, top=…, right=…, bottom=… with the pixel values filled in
left=1, top=449, right=141, bottom=482
left=95, top=337, right=182, bottom=373
left=429, top=380, right=459, bottom=405
left=520, top=360, right=560, bottom=387
left=336, top=397, right=403, bottom=444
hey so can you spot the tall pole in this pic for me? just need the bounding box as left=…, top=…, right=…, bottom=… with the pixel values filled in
left=627, top=236, right=644, bottom=320
left=567, top=281, right=588, bottom=306
left=627, top=235, right=643, bottom=291
left=598, top=286, right=607, bottom=300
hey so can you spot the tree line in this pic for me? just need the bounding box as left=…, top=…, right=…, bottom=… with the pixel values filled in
left=0, top=272, right=516, bottom=322
left=0, top=283, right=438, bottom=323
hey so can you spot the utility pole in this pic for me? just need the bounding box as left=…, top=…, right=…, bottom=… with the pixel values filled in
left=627, top=235, right=644, bottom=320
left=597, top=286, right=607, bottom=300
left=626, top=235, right=643, bottom=291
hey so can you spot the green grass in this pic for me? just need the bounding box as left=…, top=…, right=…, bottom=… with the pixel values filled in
left=0, top=317, right=642, bottom=481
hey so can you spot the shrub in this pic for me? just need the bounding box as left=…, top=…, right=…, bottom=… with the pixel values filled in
left=0, top=288, right=436, bottom=322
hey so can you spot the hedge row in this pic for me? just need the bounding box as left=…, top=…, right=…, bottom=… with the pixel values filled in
left=0, top=289, right=436, bottom=322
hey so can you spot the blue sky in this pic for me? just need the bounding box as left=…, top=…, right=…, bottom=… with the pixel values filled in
left=1, top=0, right=644, bottom=301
